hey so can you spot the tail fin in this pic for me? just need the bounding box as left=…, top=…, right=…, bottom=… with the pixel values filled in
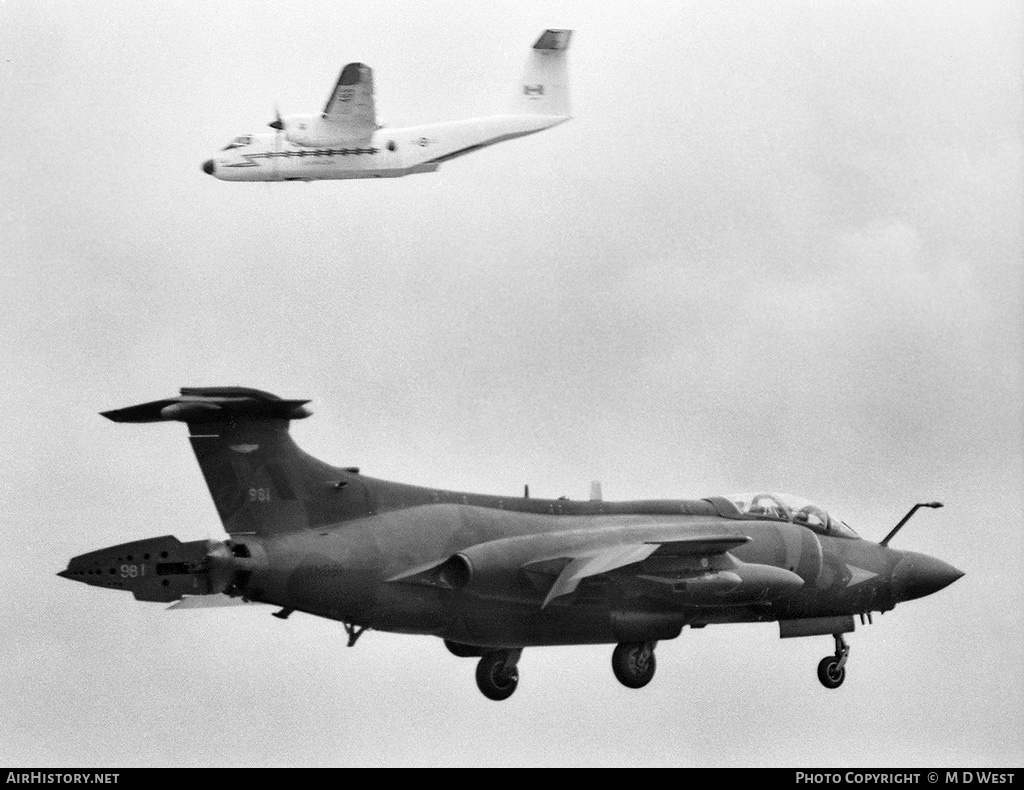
left=512, top=29, right=572, bottom=117
left=322, top=62, right=378, bottom=138
left=102, top=387, right=368, bottom=536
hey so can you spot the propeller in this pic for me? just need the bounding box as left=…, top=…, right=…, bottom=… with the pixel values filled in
left=268, top=102, right=284, bottom=131
left=266, top=103, right=284, bottom=186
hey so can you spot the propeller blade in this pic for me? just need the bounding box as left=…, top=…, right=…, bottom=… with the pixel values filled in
left=268, top=102, right=284, bottom=130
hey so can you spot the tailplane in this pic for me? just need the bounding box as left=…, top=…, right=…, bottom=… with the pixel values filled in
left=512, top=29, right=572, bottom=117
left=102, top=387, right=367, bottom=535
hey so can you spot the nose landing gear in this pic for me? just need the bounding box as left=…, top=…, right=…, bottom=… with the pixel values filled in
left=475, top=649, right=522, bottom=701
left=612, top=641, right=657, bottom=689
left=817, top=633, right=850, bottom=689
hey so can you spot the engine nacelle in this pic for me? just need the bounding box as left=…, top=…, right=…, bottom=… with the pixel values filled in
left=280, top=115, right=374, bottom=149
left=397, top=539, right=559, bottom=604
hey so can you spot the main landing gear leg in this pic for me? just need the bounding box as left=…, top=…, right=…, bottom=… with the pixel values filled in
left=475, top=648, right=522, bottom=701
left=612, top=641, right=658, bottom=689
left=817, top=633, right=850, bottom=689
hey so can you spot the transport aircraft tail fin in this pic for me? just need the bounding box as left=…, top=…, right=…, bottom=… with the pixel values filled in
left=512, top=29, right=572, bottom=117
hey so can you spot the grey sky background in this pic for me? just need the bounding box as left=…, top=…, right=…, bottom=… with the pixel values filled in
left=1, top=0, right=1021, bottom=767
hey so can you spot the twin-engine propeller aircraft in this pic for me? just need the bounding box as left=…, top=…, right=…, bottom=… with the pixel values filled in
left=60, top=388, right=963, bottom=701
left=201, top=29, right=572, bottom=182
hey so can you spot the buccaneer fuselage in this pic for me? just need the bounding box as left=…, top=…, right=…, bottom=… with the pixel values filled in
left=59, top=387, right=963, bottom=700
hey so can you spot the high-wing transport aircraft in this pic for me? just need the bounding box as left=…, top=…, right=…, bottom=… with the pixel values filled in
left=201, top=29, right=572, bottom=182
left=60, top=388, right=964, bottom=701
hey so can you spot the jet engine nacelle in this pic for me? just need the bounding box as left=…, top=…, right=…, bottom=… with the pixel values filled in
left=425, top=540, right=806, bottom=608
left=426, top=537, right=629, bottom=605
left=412, top=539, right=566, bottom=604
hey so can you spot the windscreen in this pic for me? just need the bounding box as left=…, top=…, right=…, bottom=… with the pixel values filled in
left=222, top=135, right=254, bottom=150
left=729, top=492, right=859, bottom=538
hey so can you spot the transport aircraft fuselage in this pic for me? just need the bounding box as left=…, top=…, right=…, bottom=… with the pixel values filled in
left=203, top=29, right=572, bottom=182
left=203, top=115, right=568, bottom=182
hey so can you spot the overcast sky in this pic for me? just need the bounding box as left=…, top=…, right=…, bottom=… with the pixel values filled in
left=1, top=0, right=1021, bottom=768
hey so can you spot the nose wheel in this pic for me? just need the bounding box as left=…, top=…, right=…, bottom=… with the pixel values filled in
left=817, top=634, right=849, bottom=689
left=612, top=641, right=657, bottom=689
left=475, top=649, right=521, bottom=701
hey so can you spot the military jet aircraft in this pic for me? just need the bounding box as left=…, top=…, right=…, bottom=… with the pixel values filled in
left=59, top=387, right=963, bottom=701
left=201, top=29, right=572, bottom=182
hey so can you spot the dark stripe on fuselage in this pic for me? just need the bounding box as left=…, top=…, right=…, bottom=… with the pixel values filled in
left=222, top=148, right=380, bottom=168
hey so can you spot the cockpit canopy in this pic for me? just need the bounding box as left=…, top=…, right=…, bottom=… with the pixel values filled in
left=222, top=135, right=254, bottom=150
left=728, top=492, right=859, bottom=539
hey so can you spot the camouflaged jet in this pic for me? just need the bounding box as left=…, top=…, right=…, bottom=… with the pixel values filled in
left=201, top=29, right=571, bottom=182
left=59, top=387, right=963, bottom=701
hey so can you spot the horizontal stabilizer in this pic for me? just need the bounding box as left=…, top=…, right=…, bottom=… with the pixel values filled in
left=102, top=387, right=311, bottom=424
left=534, top=29, right=572, bottom=51
left=515, top=28, right=572, bottom=116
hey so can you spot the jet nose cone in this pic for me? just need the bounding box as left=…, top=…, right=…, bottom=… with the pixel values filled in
left=202, top=159, right=215, bottom=176
left=893, top=551, right=964, bottom=602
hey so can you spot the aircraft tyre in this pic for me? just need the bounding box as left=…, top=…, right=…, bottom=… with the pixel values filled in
left=612, top=641, right=657, bottom=689
left=476, top=651, right=519, bottom=701
left=817, top=656, right=845, bottom=689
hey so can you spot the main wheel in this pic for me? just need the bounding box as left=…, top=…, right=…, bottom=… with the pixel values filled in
left=612, top=642, right=657, bottom=689
left=817, top=656, right=845, bottom=689
left=476, top=652, right=519, bottom=701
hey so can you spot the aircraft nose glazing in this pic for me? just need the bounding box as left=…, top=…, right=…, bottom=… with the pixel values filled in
left=892, top=551, right=964, bottom=603
left=202, top=159, right=215, bottom=176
